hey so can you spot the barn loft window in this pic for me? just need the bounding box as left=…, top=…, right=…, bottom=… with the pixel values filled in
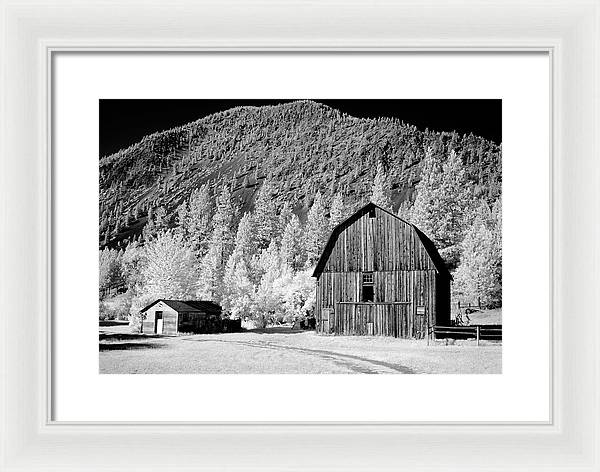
left=369, top=207, right=376, bottom=218
left=362, top=272, right=374, bottom=302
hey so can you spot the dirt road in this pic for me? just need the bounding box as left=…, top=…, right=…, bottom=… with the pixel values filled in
left=99, top=323, right=501, bottom=374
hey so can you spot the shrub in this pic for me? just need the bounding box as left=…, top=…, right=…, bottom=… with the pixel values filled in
left=100, top=293, right=133, bottom=322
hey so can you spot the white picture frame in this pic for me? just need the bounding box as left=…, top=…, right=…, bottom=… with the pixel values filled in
left=1, top=0, right=598, bottom=470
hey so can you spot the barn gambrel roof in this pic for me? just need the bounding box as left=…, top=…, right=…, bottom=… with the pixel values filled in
left=140, top=299, right=221, bottom=314
left=312, top=202, right=451, bottom=279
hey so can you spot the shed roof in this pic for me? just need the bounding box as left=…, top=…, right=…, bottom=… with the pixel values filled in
left=140, top=299, right=221, bottom=314
left=312, top=202, right=451, bottom=279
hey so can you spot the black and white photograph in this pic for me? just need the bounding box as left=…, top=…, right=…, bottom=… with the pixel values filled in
left=99, top=99, right=502, bottom=374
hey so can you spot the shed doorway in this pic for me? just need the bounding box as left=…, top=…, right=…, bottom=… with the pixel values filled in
left=155, top=311, right=163, bottom=334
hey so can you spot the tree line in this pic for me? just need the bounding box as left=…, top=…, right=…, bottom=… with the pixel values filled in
left=101, top=179, right=344, bottom=328
left=100, top=145, right=501, bottom=327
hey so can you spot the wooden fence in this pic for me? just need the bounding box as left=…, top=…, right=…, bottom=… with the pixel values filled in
left=427, top=324, right=502, bottom=346
left=99, top=284, right=127, bottom=299
left=456, top=299, right=484, bottom=311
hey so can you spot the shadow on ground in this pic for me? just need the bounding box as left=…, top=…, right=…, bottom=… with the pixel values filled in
left=99, top=332, right=151, bottom=342
left=245, top=327, right=310, bottom=335
left=99, top=320, right=130, bottom=327
left=99, top=342, right=164, bottom=352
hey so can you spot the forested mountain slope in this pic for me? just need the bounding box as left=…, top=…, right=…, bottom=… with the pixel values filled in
left=99, top=100, right=501, bottom=249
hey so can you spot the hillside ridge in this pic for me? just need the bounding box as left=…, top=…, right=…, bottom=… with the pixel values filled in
left=99, top=100, right=501, bottom=249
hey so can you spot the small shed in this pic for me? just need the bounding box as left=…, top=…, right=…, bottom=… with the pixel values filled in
left=312, top=202, right=451, bottom=339
left=140, top=299, right=222, bottom=335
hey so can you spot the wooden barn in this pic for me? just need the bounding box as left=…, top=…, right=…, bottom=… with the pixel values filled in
left=312, top=202, right=451, bottom=339
left=140, top=299, right=223, bottom=335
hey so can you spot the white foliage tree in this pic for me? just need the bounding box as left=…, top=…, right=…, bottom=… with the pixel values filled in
left=453, top=199, right=502, bottom=307
left=410, top=148, right=472, bottom=267
left=370, top=161, right=393, bottom=211
left=99, top=248, right=123, bottom=295
left=329, top=192, right=346, bottom=229
left=140, top=231, right=199, bottom=299
left=121, top=241, right=145, bottom=293
left=276, top=269, right=316, bottom=322
left=280, top=214, right=303, bottom=270
left=253, top=179, right=278, bottom=249
left=221, top=256, right=255, bottom=320
left=396, top=200, right=413, bottom=222
left=251, top=241, right=285, bottom=327
left=230, top=212, right=257, bottom=265
left=304, top=191, right=329, bottom=268
left=197, top=184, right=238, bottom=302
left=176, top=184, right=212, bottom=256
left=221, top=213, right=258, bottom=317
left=277, top=201, right=294, bottom=242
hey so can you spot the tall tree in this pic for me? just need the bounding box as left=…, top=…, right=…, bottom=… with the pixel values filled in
left=222, top=212, right=258, bottom=300
left=154, top=206, right=169, bottom=232
left=251, top=241, right=285, bottom=327
left=396, top=200, right=412, bottom=222
left=99, top=248, right=123, bottom=295
left=197, top=184, right=238, bottom=301
left=230, top=212, right=257, bottom=265
left=140, top=231, right=198, bottom=299
left=280, top=214, right=303, bottom=270
left=453, top=200, right=502, bottom=307
left=143, top=205, right=170, bottom=241
left=329, top=192, right=346, bottom=229
left=121, top=241, right=145, bottom=293
left=277, top=201, right=294, bottom=242
left=176, top=184, right=213, bottom=256
left=113, top=217, right=122, bottom=236
left=221, top=256, right=255, bottom=319
left=370, top=161, right=393, bottom=211
left=304, top=191, right=329, bottom=267
left=410, top=149, right=472, bottom=252
left=253, top=180, right=278, bottom=249
left=213, top=184, right=238, bottom=256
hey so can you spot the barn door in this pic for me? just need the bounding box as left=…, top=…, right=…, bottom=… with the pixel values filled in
left=415, top=306, right=426, bottom=339
left=321, top=308, right=332, bottom=334
left=155, top=311, right=163, bottom=334
left=395, top=305, right=408, bottom=338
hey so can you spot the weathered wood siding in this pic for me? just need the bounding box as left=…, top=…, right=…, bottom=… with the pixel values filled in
left=316, top=270, right=437, bottom=338
left=142, top=303, right=179, bottom=335
left=331, top=303, right=410, bottom=337
left=314, top=205, right=450, bottom=339
left=178, top=311, right=222, bottom=334
left=322, top=206, right=436, bottom=273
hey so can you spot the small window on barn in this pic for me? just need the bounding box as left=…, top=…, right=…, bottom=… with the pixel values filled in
left=362, top=272, right=374, bottom=302
left=369, top=207, right=376, bottom=218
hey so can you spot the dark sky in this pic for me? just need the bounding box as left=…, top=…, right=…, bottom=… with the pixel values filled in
left=99, top=99, right=501, bottom=157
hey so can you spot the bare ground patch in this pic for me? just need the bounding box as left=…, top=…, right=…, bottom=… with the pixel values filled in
left=99, top=325, right=501, bottom=374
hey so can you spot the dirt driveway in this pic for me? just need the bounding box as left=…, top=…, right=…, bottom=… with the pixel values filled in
left=99, top=323, right=501, bottom=374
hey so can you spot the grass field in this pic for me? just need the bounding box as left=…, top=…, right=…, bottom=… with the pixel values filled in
left=466, top=308, right=502, bottom=325
left=99, top=322, right=501, bottom=374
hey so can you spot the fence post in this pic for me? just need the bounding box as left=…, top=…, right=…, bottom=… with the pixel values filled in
left=476, top=326, right=480, bottom=346
left=426, top=322, right=430, bottom=346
